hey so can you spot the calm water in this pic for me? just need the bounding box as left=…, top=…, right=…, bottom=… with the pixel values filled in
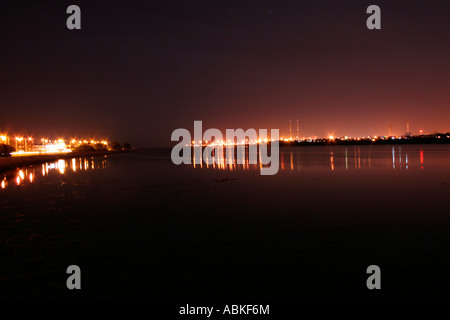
left=2, top=145, right=450, bottom=191
left=1, top=145, right=450, bottom=299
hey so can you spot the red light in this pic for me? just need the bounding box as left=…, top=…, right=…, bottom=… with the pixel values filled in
left=420, top=149, right=424, bottom=169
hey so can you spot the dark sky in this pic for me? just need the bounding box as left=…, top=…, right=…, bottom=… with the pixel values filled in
left=1, top=0, right=449, bottom=147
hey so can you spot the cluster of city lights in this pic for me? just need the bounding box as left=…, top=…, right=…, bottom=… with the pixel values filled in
left=278, top=133, right=445, bottom=143
left=189, top=138, right=275, bottom=147
left=187, top=134, right=427, bottom=147
left=0, top=133, right=109, bottom=157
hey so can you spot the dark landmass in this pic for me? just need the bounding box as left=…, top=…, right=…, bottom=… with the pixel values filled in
left=280, top=133, right=450, bottom=146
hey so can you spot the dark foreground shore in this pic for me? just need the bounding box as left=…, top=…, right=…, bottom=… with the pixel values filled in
left=0, top=150, right=132, bottom=174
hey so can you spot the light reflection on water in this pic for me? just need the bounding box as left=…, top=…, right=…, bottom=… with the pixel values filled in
left=1, top=157, right=108, bottom=191
left=187, top=145, right=450, bottom=172
left=2, top=146, right=449, bottom=191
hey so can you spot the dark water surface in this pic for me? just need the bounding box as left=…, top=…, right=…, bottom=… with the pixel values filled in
left=1, top=145, right=450, bottom=299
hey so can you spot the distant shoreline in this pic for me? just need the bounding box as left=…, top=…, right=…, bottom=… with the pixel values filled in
left=0, top=150, right=133, bottom=174
left=280, top=135, right=450, bottom=147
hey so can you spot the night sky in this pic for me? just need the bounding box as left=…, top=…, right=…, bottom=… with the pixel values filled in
left=1, top=0, right=449, bottom=147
